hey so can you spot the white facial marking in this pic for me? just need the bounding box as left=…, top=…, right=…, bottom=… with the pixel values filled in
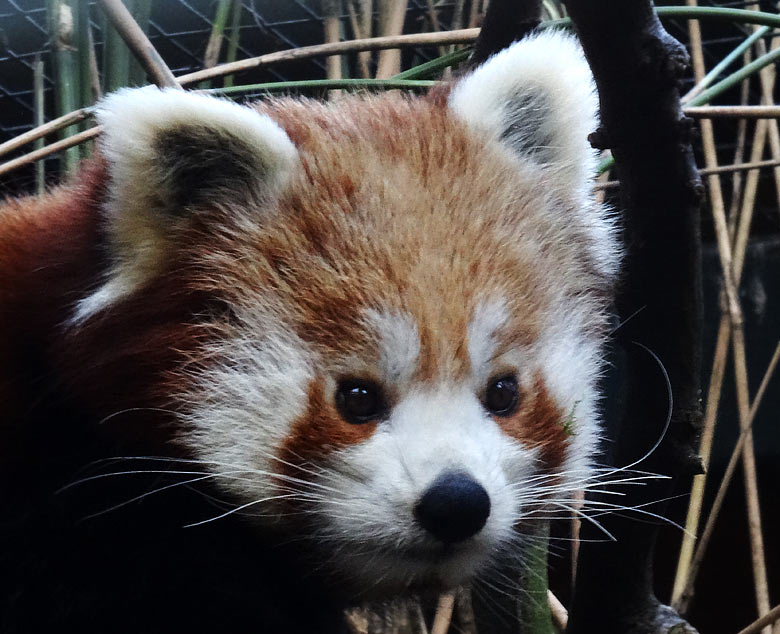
left=467, top=297, right=510, bottom=381
left=182, top=307, right=313, bottom=506
left=363, top=308, right=420, bottom=385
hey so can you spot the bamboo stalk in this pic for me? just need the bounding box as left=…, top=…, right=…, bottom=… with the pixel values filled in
left=0, top=127, right=101, bottom=178
left=33, top=55, right=45, bottom=194
left=375, top=0, right=409, bottom=79
left=48, top=0, right=81, bottom=174
left=177, top=29, right=480, bottom=86
left=686, top=104, right=780, bottom=117
left=75, top=0, right=92, bottom=124
left=128, top=0, right=153, bottom=86
left=454, top=587, right=476, bottom=634
left=430, top=591, right=455, bottom=634
left=548, top=590, right=568, bottom=632
left=0, top=108, right=93, bottom=159
left=102, top=0, right=131, bottom=92
left=97, top=0, right=180, bottom=89
left=88, top=25, right=102, bottom=100
left=323, top=0, right=343, bottom=81
left=346, top=0, right=371, bottom=78
left=749, top=3, right=780, bottom=229
left=204, top=0, right=232, bottom=71
left=223, top=0, right=242, bottom=88
left=738, top=604, right=780, bottom=634
left=728, top=49, right=753, bottom=238
left=682, top=25, right=770, bottom=102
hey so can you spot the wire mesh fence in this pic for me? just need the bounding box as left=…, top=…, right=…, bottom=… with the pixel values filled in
left=0, top=0, right=470, bottom=192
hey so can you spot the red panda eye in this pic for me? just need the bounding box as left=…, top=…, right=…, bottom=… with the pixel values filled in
left=484, top=375, right=520, bottom=416
left=335, top=380, right=386, bottom=424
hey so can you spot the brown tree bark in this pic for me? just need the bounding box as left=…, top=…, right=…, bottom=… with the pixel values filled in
left=469, top=0, right=541, bottom=66
left=563, top=3, right=703, bottom=633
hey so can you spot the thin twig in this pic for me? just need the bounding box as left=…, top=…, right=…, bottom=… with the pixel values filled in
left=430, top=591, right=455, bottom=634
left=1, top=30, right=480, bottom=162
left=0, top=127, right=101, bottom=178
left=686, top=104, right=780, bottom=117
left=0, top=108, right=93, bottom=160
left=548, top=590, right=568, bottom=632
left=737, top=604, right=780, bottom=634
left=178, top=29, right=479, bottom=86
left=96, top=0, right=180, bottom=88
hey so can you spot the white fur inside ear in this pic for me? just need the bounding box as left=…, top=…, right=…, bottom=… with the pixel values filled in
left=449, top=30, right=599, bottom=195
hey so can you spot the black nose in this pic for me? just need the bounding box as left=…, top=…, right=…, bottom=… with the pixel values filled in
left=414, top=472, right=491, bottom=543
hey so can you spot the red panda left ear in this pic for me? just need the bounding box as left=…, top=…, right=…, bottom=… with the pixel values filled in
left=96, top=86, right=298, bottom=216
left=71, top=88, right=298, bottom=325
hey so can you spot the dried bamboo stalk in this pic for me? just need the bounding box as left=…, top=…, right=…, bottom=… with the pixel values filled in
left=749, top=4, right=780, bottom=215
left=737, top=603, right=780, bottom=634
left=687, top=104, right=780, bottom=117
left=178, top=29, right=479, bottom=85
left=680, top=342, right=780, bottom=615
left=430, top=591, right=455, bottom=634
left=375, top=0, right=409, bottom=79
left=728, top=48, right=753, bottom=237
left=0, top=127, right=101, bottom=178
left=548, top=590, right=568, bottom=631
left=0, top=108, right=92, bottom=159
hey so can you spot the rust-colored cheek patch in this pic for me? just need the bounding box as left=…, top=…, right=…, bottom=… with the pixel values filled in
left=496, top=375, right=570, bottom=470
left=277, top=379, right=377, bottom=477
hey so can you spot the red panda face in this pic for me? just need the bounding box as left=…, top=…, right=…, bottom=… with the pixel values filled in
left=72, top=31, right=617, bottom=594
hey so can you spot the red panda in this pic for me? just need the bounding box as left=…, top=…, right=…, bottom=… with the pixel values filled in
left=0, top=31, right=616, bottom=634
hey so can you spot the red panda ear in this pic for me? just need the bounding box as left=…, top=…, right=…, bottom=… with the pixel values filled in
left=96, top=86, right=298, bottom=217
left=449, top=30, right=598, bottom=197
left=71, top=88, right=298, bottom=325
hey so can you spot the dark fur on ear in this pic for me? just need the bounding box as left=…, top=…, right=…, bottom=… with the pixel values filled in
left=70, top=87, right=298, bottom=324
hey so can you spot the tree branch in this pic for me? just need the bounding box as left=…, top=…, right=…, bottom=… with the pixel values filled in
left=563, top=2, right=703, bottom=633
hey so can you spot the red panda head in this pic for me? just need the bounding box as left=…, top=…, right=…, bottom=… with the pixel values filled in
left=71, top=31, right=617, bottom=593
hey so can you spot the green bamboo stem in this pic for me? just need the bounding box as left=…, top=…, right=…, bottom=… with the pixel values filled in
left=223, top=0, right=242, bottom=88
left=33, top=55, right=45, bottom=193
left=393, top=47, right=470, bottom=79
left=519, top=523, right=555, bottom=634
left=684, top=25, right=771, bottom=101
left=75, top=0, right=93, bottom=158
left=200, top=0, right=233, bottom=89
left=598, top=36, right=780, bottom=174
left=688, top=43, right=780, bottom=107
left=128, top=0, right=153, bottom=86
left=102, top=0, right=131, bottom=92
left=48, top=0, right=81, bottom=174
left=208, top=78, right=436, bottom=95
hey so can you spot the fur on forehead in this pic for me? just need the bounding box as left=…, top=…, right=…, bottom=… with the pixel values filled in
left=449, top=29, right=599, bottom=198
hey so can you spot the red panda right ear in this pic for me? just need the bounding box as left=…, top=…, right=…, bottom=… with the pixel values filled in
left=96, top=86, right=298, bottom=217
